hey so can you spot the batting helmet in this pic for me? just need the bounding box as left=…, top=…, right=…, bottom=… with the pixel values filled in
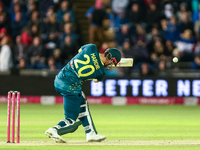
left=104, top=48, right=121, bottom=66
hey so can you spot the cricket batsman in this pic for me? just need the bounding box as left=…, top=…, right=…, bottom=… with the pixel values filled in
left=45, top=44, right=121, bottom=143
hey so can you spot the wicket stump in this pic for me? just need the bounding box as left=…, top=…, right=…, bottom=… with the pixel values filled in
left=7, top=91, right=20, bottom=143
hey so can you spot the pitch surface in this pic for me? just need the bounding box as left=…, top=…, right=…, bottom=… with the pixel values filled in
left=0, top=104, right=200, bottom=149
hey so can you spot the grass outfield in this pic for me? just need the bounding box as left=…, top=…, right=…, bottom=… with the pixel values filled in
left=0, top=104, right=200, bottom=150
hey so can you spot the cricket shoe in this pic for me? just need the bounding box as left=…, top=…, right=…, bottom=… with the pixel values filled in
left=86, top=131, right=106, bottom=142
left=45, top=127, right=66, bottom=143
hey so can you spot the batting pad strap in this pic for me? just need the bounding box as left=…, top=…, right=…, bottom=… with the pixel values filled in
left=54, top=125, right=61, bottom=129
left=83, top=125, right=91, bottom=132
left=78, top=112, right=89, bottom=118
left=80, top=104, right=86, bottom=108
left=60, top=119, right=73, bottom=125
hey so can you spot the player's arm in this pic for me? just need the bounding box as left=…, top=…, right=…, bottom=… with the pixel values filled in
left=93, top=74, right=105, bottom=83
left=93, top=79, right=99, bottom=83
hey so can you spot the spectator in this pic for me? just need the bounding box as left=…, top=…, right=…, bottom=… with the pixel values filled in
left=52, top=0, right=62, bottom=12
left=140, top=63, right=155, bottom=76
left=43, top=15, right=60, bottom=39
left=64, top=11, right=75, bottom=23
left=194, top=41, right=200, bottom=55
left=132, top=40, right=150, bottom=65
left=127, top=0, right=146, bottom=8
left=26, top=2, right=37, bottom=21
left=180, top=12, right=194, bottom=34
left=176, top=2, right=192, bottom=22
left=127, top=0, right=147, bottom=16
left=10, top=3, right=27, bottom=22
left=47, top=56, right=56, bottom=71
left=176, top=29, right=196, bottom=53
left=163, top=3, right=174, bottom=19
left=111, top=0, right=129, bottom=15
left=159, top=19, right=167, bottom=34
left=193, top=3, right=200, bottom=23
left=85, top=0, right=108, bottom=48
left=10, top=12, right=26, bottom=40
left=27, top=36, right=46, bottom=67
left=16, top=57, right=29, bottom=69
left=30, top=25, right=40, bottom=38
left=46, top=5, right=55, bottom=18
left=126, top=3, right=142, bottom=27
left=112, top=13, right=129, bottom=28
left=121, top=39, right=133, bottom=58
left=144, top=0, right=159, bottom=7
left=120, top=39, right=133, bottom=74
left=191, top=55, right=200, bottom=69
left=146, top=27, right=164, bottom=42
left=165, top=40, right=175, bottom=60
left=60, top=12, right=76, bottom=32
left=147, top=26, right=166, bottom=56
left=39, top=0, right=54, bottom=18
left=52, top=48, right=63, bottom=66
left=61, top=23, right=78, bottom=46
left=27, top=11, right=42, bottom=34
left=13, top=35, right=28, bottom=65
left=131, top=24, right=147, bottom=45
left=0, top=13, right=7, bottom=28
left=0, top=27, right=12, bottom=42
left=26, top=0, right=35, bottom=10
left=144, top=3, right=159, bottom=32
left=57, top=0, right=75, bottom=23
left=159, top=3, right=174, bottom=20
left=20, top=27, right=32, bottom=46
left=46, top=56, right=63, bottom=71
left=114, top=24, right=132, bottom=46
left=164, top=16, right=180, bottom=42
left=60, top=35, right=78, bottom=64
left=0, top=36, right=13, bottom=71
left=43, top=32, right=60, bottom=58
left=157, top=60, right=167, bottom=76
left=150, top=40, right=167, bottom=64
left=10, top=0, right=26, bottom=14
left=0, top=5, right=11, bottom=33
left=146, top=27, right=164, bottom=41
left=0, top=2, right=7, bottom=16
left=191, top=0, right=199, bottom=13
left=194, top=13, right=200, bottom=40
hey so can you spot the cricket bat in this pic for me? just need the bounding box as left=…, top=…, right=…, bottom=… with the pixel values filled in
left=112, top=58, right=133, bottom=67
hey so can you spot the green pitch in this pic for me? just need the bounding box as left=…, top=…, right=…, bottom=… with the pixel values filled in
left=0, top=104, right=200, bottom=150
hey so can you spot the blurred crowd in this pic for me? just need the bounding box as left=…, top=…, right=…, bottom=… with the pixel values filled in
left=0, top=0, right=81, bottom=72
left=0, top=0, right=200, bottom=76
left=86, top=0, right=200, bottom=76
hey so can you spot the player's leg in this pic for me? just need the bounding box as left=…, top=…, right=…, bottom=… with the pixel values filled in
left=78, top=92, right=97, bottom=134
left=45, top=92, right=82, bottom=143
left=54, top=94, right=82, bottom=134
left=78, top=92, right=106, bottom=142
